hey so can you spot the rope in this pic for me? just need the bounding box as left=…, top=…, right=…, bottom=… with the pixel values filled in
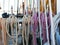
left=48, top=0, right=55, bottom=45
left=44, top=0, right=50, bottom=45
left=22, top=17, right=25, bottom=45
left=6, top=15, right=19, bottom=45
left=38, top=0, right=42, bottom=45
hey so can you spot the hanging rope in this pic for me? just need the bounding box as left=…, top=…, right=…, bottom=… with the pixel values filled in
left=48, top=0, right=55, bottom=45
left=44, top=0, right=50, bottom=45
left=38, top=0, right=42, bottom=45
left=6, top=15, right=20, bottom=45
left=22, top=15, right=31, bottom=45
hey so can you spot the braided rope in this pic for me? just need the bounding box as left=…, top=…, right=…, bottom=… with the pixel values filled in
left=6, top=15, right=19, bottom=45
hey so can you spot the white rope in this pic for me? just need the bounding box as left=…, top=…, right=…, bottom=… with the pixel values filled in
left=16, top=21, right=18, bottom=45
left=38, top=0, right=42, bottom=45
left=48, top=0, right=55, bottom=45
left=27, top=16, right=31, bottom=45
left=22, top=14, right=31, bottom=45
left=24, top=17, right=27, bottom=45
left=22, top=16, right=28, bottom=45
left=22, top=16, right=25, bottom=45
left=6, top=15, right=19, bottom=45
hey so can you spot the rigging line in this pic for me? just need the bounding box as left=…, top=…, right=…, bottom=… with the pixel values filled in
left=38, top=0, right=42, bottom=45
left=49, top=0, right=55, bottom=45
left=44, top=0, right=50, bottom=45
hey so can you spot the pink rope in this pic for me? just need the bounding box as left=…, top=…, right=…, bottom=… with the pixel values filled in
left=31, top=12, right=38, bottom=45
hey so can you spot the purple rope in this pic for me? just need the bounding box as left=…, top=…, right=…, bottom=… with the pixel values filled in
left=40, top=12, right=47, bottom=44
left=31, top=12, right=38, bottom=45
left=40, top=12, right=51, bottom=44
